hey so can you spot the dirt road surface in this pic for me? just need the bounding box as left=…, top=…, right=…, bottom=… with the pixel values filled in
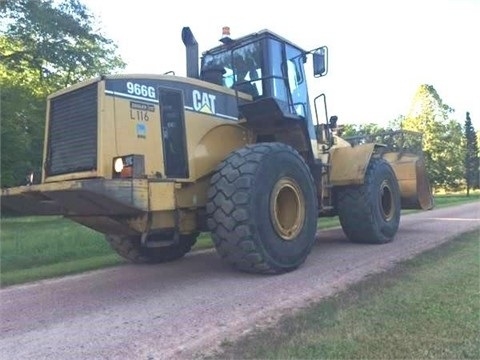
left=1, top=202, right=479, bottom=360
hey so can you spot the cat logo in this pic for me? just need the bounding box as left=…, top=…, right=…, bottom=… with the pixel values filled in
left=192, top=90, right=216, bottom=114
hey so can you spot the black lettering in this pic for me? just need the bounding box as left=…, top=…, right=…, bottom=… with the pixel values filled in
left=130, top=101, right=155, bottom=112
left=129, top=110, right=150, bottom=121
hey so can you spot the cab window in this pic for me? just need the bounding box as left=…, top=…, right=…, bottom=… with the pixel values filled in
left=201, top=42, right=263, bottom=97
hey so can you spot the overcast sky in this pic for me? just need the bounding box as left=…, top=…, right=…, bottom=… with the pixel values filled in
left=83, top=0, right=479, bottom=128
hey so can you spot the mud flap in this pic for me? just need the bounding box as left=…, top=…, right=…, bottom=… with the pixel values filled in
left=384, top=153, right=434, bottom=210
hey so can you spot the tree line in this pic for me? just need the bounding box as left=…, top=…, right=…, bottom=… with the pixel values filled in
left=341, top=85, right=479, bottom=193
left=1, top=0, right=479, bottom=193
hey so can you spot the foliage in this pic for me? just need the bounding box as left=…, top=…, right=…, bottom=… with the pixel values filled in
left=0, top=0, right=125, bottom=92
left=340, top=123, right=387, bottom=138
left=401, top=84, right=465, bottom=190
left=464, top=112, right=480, bottom=195
left=0, top=0, right=125, bottom=187
left=0, top=84, right=44, bottom=186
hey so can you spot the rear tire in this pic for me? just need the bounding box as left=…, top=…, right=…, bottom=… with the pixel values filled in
left=337, top=158, right=401, bottom=244
left=206, top=143, right=317, bottom=274
left=105, top=233, right=198, bottom=263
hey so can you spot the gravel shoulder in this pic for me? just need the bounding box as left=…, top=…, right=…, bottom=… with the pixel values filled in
left=0, top=202, right=479, bottom=360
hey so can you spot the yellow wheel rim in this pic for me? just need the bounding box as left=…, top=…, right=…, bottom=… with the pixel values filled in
left=379, top=180, right=395, bottom=221
left=270, top=178, right=306, bottom=240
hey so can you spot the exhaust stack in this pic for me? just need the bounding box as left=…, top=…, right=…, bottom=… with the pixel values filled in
left=181, top=27, right=199, bottom=79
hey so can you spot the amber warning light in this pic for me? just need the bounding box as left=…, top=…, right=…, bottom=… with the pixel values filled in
left=220, top=26, right=232, bottom=44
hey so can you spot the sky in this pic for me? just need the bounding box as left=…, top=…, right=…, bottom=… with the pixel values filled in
left=82, top=0, right=480, bottom=128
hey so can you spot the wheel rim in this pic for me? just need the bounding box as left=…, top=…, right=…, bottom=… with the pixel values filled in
left=379, top=180, right=394, bottom=221
left=270, top=178, right=305, bottom=240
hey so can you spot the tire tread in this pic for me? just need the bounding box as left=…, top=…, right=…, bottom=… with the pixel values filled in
left=337, top=158, right=400, bottom=244
left=207, top=143, right=315, bottom=274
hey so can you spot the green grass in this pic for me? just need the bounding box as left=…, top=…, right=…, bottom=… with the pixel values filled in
left=0, top=216, right=125, bottom=286
left=0, top=216, right=118, bottom=273
left=0, top=192, right=478, bottom=287
left=433, top=192, right=480, bottom=207
left=211, top=229, right=480, bottom=359
left=0, top=254, right=122, bottom=287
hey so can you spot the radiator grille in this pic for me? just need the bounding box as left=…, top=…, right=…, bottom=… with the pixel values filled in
left=46, top=83, right=98, bottom=176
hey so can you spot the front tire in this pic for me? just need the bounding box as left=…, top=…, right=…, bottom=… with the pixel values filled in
left=337, top=158, right=401, bottom=244
left=105, top=233, right=198, bottom=263
left=206, top=143, right=317, bottom=274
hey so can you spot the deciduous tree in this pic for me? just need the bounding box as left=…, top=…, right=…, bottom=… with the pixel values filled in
left=341, top=123, right=386, bottom=138
left=0, top=0, right=125, bottom=187
left=402, top=84, right=464, bottom=190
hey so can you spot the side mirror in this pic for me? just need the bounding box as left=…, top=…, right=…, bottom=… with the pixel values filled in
left=329, top=115, right=338, bottom=129
left=313, top=46, right=328, bottom=77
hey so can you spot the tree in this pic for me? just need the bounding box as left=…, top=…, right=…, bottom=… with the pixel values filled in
left=464, top=112, right=480, bottom=196
left=0, top=0, right=125, bottom=92
left=0, top=84, right=44, bottom=186
left=0, top=0, right=125, bottom=187
left=341, top=123, right=386, bottom=138
left=401, top=84, right=465, bottom=190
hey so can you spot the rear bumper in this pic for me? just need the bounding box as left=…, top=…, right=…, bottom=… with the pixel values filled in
left=1, top=179, right=149, bottom=216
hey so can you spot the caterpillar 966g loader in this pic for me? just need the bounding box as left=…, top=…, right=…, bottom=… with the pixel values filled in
left=1, top=27, right=434, bottom=274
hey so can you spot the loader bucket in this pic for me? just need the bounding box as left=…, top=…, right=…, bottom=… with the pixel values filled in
left=383, top=153, right=434, bottom=210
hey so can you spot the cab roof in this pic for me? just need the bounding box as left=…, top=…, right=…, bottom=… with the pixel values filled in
left=202, top=29, right=307, bottom=56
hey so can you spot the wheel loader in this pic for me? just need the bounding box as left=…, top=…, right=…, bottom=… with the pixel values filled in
left=0, top=27, right=434, bottom=274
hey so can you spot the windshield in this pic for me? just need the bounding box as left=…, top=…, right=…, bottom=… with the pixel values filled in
left=201, top=42, right=263, bottom=97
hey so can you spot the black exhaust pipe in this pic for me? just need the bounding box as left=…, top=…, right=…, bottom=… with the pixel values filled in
left=181, top=27, right=199, bottom=79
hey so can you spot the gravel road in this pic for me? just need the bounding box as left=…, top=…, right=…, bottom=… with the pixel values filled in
left=0, top=202, right=479, bottom=360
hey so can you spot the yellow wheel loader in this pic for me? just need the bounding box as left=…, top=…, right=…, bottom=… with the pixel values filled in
left=1, top=27, right=434, bottom=274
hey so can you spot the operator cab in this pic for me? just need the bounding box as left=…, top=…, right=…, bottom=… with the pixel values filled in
left=200, top=29, right=328, bottom=148
left=201, top=30, right=327, bottom=116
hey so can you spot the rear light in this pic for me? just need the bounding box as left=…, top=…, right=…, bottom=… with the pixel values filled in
left=112, top=155, right=145, bottom=178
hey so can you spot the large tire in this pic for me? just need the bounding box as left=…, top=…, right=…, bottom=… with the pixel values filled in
left=105, top=233, right=198, bottom=264
left=337, top=157, right=401, bottom=244
left=206, top=143, right=317, bottom=274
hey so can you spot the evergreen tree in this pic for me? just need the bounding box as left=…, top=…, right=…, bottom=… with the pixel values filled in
left=464, top=112, right=480, bottom=196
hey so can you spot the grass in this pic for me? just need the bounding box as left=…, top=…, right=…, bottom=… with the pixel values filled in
left=0, top=216, right=115, bottom=272
left=0, top=216, right=125, bottom=286
left=0, top=254, right=121, bottom=287
left=433, top=192, right=480, bottom=207
left=0, top=192, right=478, bottom=287
left=210, top=229, right=480, bottom=359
